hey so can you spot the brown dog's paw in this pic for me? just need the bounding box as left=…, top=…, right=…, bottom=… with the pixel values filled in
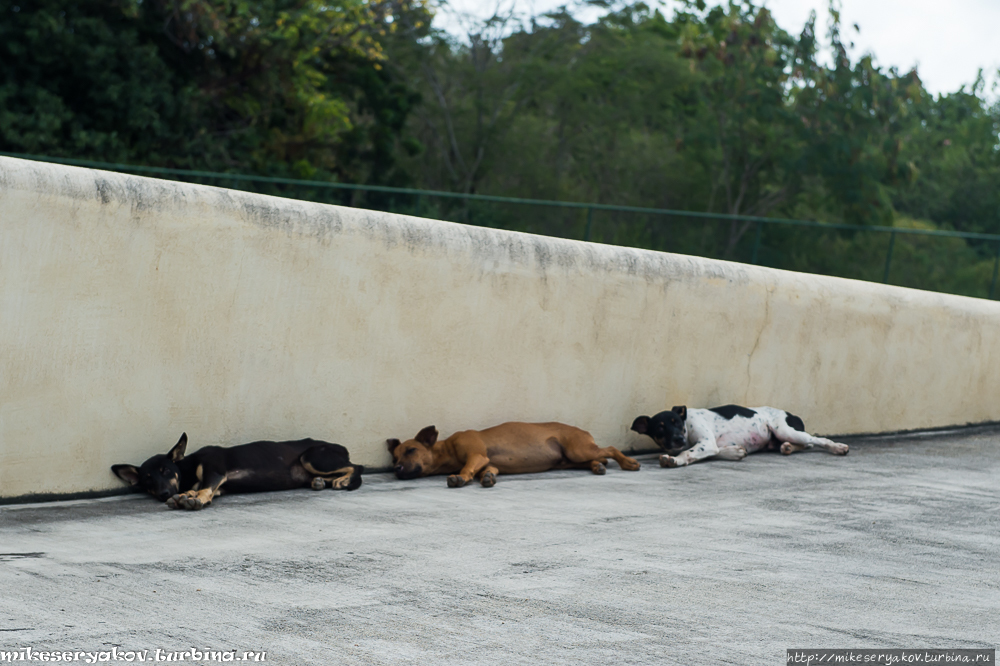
left=311, top=477, right=326, bottom=490
left=621, top=457, right=641, bottom=471
left=659, top=455, right=678, bottom=468
left=447, top=475, right=468, bottom=488
left=480, top=472, right=497, bottom=488
left=590, top=462, right=607, bottom=475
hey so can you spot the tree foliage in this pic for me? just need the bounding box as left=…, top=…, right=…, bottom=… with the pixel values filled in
left=0, top=0, right=430, bottom=182
left=2, top=0, right=999, bottom=295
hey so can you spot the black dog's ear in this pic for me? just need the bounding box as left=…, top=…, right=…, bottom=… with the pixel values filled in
left=169, top=433, right=187, bottom=462
left=630, top=416, right=650, bottom=434
left=111, top=464, right=140, bottom=486
left=671, top=406, right=687, bottom=420
left=415, top=426, right=438, bottom=446
left=386, top=438, right=401, bottom=454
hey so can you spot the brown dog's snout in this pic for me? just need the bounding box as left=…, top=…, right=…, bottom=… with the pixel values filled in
left=393, top=463, right=423, bottom=480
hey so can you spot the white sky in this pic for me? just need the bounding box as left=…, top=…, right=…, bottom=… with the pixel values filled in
left=434, top=0, right=1000, bottom=96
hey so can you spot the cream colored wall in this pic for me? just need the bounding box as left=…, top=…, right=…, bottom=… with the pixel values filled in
left=2, top=156, right=999, bottom=499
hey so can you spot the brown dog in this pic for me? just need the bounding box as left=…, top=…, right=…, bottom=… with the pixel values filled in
left=387, top=422, right=641, bottom=488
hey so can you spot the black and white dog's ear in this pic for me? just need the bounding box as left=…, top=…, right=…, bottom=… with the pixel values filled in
left=111, top=464, right=140, bottom=486
left=671, top=406, right=687, bottom=420
left=415, top=426, right=438, bottom=446
left=630, top=416, right=650, bottom=434
left=169, top=433, right=188, bottom=462
left=386, top=438, right=401, bottom=454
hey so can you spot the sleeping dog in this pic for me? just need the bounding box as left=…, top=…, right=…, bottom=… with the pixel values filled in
left=112, top=433, right=363, bottom=509
left=388, top=422, right=641, bottom=487
left=631, top=405, right=849, bottom=467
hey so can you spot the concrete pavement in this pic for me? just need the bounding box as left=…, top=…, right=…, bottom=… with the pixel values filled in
left=1, top=427, right=998, bottom=665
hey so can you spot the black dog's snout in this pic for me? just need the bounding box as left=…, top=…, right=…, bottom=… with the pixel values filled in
left=156, top=491, right=172, bottom=502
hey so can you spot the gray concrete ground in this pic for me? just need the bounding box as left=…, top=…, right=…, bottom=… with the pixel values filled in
left=1, top=428, right=998, bottom=665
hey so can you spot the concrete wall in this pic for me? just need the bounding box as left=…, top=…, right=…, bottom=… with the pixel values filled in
left=2, top=155, right=999, bottom=500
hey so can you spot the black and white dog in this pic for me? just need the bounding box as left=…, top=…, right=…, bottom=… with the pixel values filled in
left=631, top=405, right=849, bottom=468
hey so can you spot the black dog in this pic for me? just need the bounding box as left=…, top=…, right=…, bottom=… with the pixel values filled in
left=112, top=433, right=363, bottom=510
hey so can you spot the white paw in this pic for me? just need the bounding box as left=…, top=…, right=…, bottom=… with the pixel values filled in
left=659, top=455, right=679, bottom=468
left=714, top=447, right=746, bottom=461
left=830, top=443, right=849, bottom=456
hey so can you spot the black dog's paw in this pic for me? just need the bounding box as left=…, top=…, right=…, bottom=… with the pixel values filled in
left=659, top=455, right=678, bottom=468
left=180, top=496, right=205, bottom=510
left=165, top=495, right=181, bottom=509
left=311, top=477, right=326, bottom=490
left=480, top=472, right=496, bottom=488
left=447, top=474, right=467, bottom=488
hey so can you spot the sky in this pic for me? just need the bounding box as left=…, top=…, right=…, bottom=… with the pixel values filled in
left=434, top=0, right=1000, bottom=97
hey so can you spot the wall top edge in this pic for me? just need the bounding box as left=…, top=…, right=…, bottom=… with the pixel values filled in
left=3, top=155, right=997, bottom=313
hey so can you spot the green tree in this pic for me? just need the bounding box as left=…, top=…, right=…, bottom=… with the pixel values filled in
left=675, top=1, right=804, bottom=254
left=0, top=0, right=431, bottom=182
left=893, top=74, right=1000, bottom=240
left=791, top=4, right=923, bottom=227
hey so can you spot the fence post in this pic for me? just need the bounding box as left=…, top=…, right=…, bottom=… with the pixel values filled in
left=990, top=241, right=1000, bottom=300
left=882, top=231, right=896, bottom=284
left=584, top=207, right=594, bottom=242
left=751, top=221, right=763, bottom=265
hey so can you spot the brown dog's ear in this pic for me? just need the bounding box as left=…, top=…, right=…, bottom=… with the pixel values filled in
left=671, top=406, right=687, bottom=419
left=415, top=426, right=438, bottom=446
left=169, top=433, right=187, bottom=462
left=112, top=464, right=140, bottom=486
left=386, top=438, right=401, bottom=454
left=630, top=416, right=650, bottom=434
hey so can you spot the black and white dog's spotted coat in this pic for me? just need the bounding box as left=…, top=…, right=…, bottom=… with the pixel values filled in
left=631, top=405, right=849, bottom=468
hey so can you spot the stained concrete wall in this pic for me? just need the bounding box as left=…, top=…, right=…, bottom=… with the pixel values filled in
left=2, top=155, right=999, bottom=500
